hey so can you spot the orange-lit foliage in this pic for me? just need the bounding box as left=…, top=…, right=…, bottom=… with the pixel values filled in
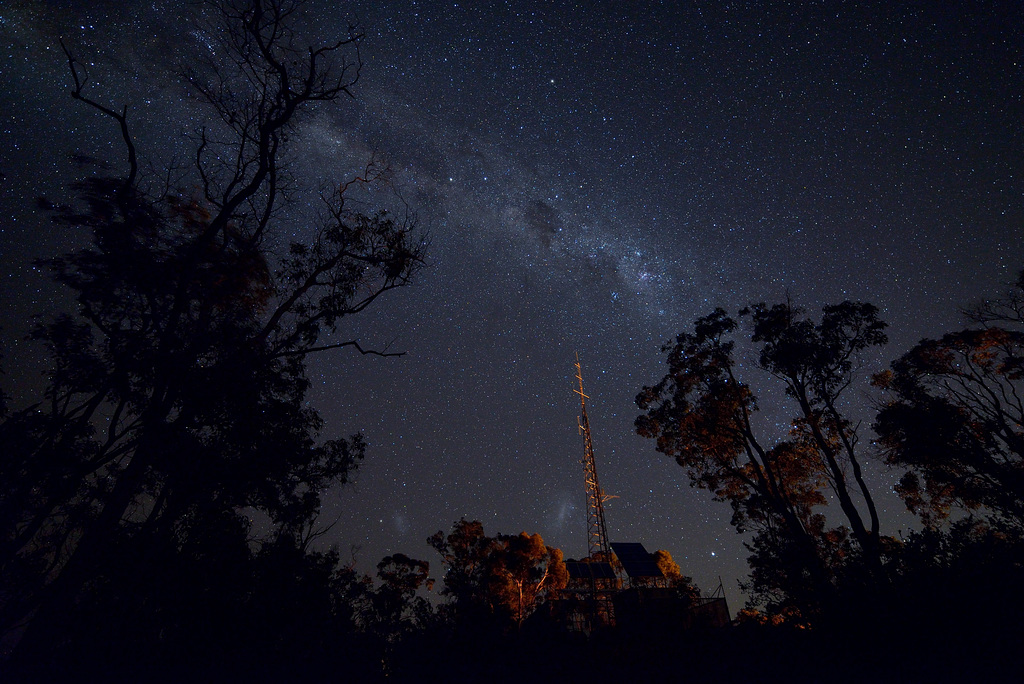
left=735, top=606, right=811, bottom=629
left=875, top=325, right=1024, bottom=526
left=489, top=532, right=569, bottom=628
left=652, top=549, right=701, bottom=603
left=637, top=302, right=889, bottom=615
left=428, top=520, right=567, bottom=630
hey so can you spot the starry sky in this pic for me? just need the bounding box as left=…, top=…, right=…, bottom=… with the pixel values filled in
left=2, top=0, right=1022, bottom=603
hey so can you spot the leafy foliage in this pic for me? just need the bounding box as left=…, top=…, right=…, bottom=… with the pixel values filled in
left=652, top=549, right=701, bottom=603
left=0, top=0, right=422, bottom=663
left=428, top=520, right=568, bottom=631
left=636, top=301, right=888, bottom=614
left=364, top=553, right=434, bottom=642
left=875, top=270, right=1024, bottom=527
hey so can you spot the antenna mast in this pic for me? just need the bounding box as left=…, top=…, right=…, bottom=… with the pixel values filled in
left=574, top=354, right=611, bottom=560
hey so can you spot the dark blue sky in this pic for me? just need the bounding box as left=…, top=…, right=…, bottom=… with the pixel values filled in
left=2, top=0, right=1022, bottom=602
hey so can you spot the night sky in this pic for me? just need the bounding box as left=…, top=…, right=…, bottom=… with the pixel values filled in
left=2, top=1, right=1022, bottom=603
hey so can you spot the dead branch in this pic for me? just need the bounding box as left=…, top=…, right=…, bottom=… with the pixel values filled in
left=59, top=38, right=138, bottom=191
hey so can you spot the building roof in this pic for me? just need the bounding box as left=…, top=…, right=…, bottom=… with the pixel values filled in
left=610, top=542, right=664, bottom=579
left=565, top=560, right=618, bottom=580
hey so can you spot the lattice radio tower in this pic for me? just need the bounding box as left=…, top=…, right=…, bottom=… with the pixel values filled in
left=574, top=354, right=612, bottom=560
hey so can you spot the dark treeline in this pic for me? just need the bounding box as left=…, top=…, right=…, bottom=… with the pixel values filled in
left=636, top=286, right=1024, bottom=681
left=2, top=1, right=1023, bottom=681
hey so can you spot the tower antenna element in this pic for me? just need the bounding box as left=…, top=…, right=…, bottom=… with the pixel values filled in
left=574, top=353, right=611, bottom=560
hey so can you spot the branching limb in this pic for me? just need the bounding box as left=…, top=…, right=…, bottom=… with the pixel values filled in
left=59, top=39, right=138, bottom=190
left=274, top=339, right=405, bottom=358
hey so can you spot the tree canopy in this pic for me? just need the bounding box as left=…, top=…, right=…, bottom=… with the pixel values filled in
left=428, top=519, right=568, bottom=632
left=875, top=270, right=1024, bottom=528
left=3, top=1, right=1024, bottom=677
left=0, top=0, right=423, bottom=664
left=636, top=300, right=888, bottom=614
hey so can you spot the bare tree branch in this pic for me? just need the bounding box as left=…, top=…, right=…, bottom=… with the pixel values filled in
left=59, top=39, right=138, bottom=191
left=274, top=339, right=405, bottom=358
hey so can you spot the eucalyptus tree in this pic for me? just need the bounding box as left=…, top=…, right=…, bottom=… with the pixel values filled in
left=875, top=269, right=1024, bottom=528
left=0, top=0, right=423, bottom=653
left=637, top=301, right=888, bottom=614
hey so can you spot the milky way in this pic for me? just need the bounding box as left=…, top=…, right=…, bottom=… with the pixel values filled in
left=2, top=0, right=1022, bottom=602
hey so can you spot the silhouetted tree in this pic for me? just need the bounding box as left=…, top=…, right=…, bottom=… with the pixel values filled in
left=427, top=519, right=494, bottom=629
left=636, top=302, right=888, bottom=615
left=875, top=269, right=1024, bottom=528
left=747, top=301, right=886, bottom=566
left=364, top=553, right=433, bottom=642
left=349, top=553, right=434, bottom=679
left=635, top=309, right=828, bottom=613
left=0, top=0, right=423, bottom=666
